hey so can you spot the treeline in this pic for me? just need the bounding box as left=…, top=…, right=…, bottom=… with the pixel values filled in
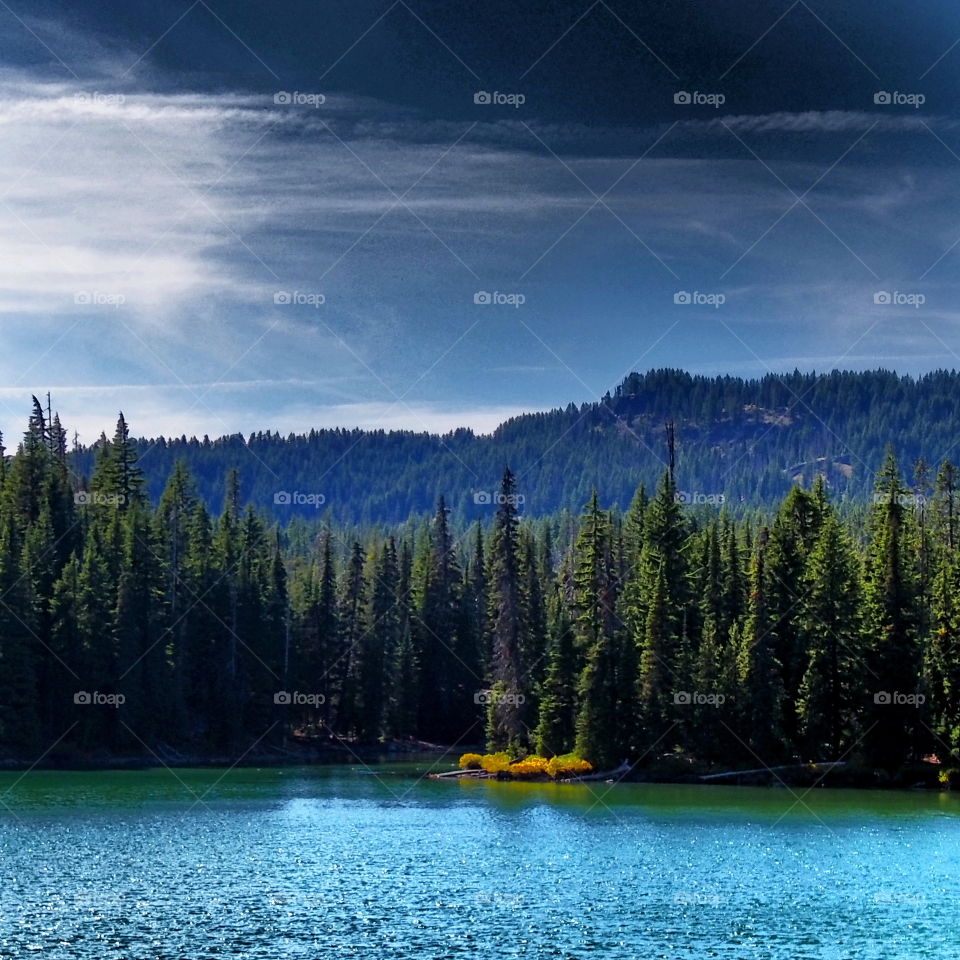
left=1, top=401, right=959, bottom=777
left=65, top=368, right=960, bottom=524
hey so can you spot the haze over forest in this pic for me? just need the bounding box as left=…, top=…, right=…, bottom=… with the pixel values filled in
left=55, top=367, right=960, bottom=524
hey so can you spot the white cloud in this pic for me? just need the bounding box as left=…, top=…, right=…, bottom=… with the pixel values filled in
left=685, top=110, right=944, bottom=136
left=0, top=84, right=266, bottom=318
left=0, top=78, right=591, bottom=332
left=0, top=379, right=539, bottom=443
left=1, top=81, right=946, bottom=338
left=3, top=66, right=960, bottom=444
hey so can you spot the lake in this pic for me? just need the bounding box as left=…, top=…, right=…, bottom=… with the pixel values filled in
left=0, top=762, right=956, bottom=958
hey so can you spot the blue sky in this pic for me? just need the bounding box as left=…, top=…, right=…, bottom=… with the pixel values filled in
left=1, top=0, right=960, bottom=442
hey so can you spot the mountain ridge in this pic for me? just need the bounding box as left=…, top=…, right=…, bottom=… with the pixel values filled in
left=64, top=367, right=960, bottom=523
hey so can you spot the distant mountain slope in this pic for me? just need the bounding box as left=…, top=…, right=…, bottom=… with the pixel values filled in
left=69, top=368, right=960, bottom=523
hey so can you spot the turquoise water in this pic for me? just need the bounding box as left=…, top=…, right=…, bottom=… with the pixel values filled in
left=1, top=762, right=957, bottom=958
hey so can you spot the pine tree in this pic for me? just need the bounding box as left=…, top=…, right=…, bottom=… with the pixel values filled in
left=638, top=564, right=674, bottom=735
left=233, top=507, right=281, bottom=738
left=719, top=512, right=746, bottom=637
left=265, top=529, right=289, bottom=745
left=623, top=483, right=648, bottom=572
left=465, top=522, right=488, bottom=681
left=179, top=500, right=223, bottom=744
left=519, top=526, right=548, bottom=721
left=737, top=528, right=788, bottom=763
left=796, top=512, right=862, bottom=759
left=417, top=498, right=474, bottom=741
left=211, top=469, right=243, bottom=745
left=312, top=534, right=340, bottom=729
left=932, top=460, right=960, bottom=552
left=0, top=510, right=40, bottom=752
left=926, top=548, right=960, bottom=760
left=689, top=616, right=737, bottom=762
left=485, top=468, right=528, bottom=753
left=630, top=471, right=689, bottom=733
left=572, top=492, right=622, bottom=768
left=337, top=541, right=367, bottom=737
left=72, top=526, right=117, bottom=749
left=49, top=554, right=83, bottom=737
left=155, top=460, right=198, bottom=734
left=113, top=503, right=165, bottom=747
left=923, top=460, right=960, bottom=761
left=762, top=486, right=819, bottom=747
left=21, top=502, right=62, bottom=741
left=860, top=450, right=922, bottom=769
left=697, top=521, right=723, bottom=630
left=3, top=399, right=51, bottom=528
left=92, top=414, right=146, bottom=509
left=386, top=539, right=419, bottom=739
left=534, top=575, right=579, bottom=757
left=358, top=538, right=400, bottom=741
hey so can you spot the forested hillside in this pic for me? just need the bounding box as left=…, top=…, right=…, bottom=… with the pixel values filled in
left=1, top=397, right=958, bottom=779
left=67, top=368, right=960, bottom=524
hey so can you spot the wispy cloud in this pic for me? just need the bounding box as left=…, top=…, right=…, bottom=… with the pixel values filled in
left=2, top=55, right=960, bottom=443
left=0, top=382, right=538, bottom=443
left=688, top=110, right=942, bottom=136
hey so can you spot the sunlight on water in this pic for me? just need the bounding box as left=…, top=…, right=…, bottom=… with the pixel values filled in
left=1, top=764, right=958, bottom=958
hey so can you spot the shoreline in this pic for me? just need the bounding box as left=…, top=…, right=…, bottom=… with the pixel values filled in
left=1, top=746, right=948, bottom=791
left=434, top=758, right=950, bottom=791
left=0, top=738, right=462, bottom=773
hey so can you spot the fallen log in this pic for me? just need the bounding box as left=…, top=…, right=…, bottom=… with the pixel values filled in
left=699, top=761, right=846, bottom=782
left=429, top=768, right=493, bottom=779
left=562, top=760, right=632, bottom=783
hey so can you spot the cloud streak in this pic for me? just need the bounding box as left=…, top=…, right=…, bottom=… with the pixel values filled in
left=2, top=62, right=960, bottom=442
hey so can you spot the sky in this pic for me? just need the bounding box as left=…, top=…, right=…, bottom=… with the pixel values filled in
left=2, top=0, right=960, bottom=443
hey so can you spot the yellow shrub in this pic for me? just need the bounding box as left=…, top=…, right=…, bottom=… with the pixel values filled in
left=546, top=754, right=593, bottom=778
left=479, top=752, right=513, bottom=774
left=461, top=751, right=592, bottom=778
left=509, top=756, right=549, bottom=778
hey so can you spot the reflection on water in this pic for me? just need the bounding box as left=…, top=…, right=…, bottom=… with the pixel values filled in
left=0, top=763, right=957, bottom=958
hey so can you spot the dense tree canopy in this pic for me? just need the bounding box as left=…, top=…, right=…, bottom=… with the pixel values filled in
left=0, top=400, right=956, bottom=780
left=66, top=368, right=960, bottom=525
